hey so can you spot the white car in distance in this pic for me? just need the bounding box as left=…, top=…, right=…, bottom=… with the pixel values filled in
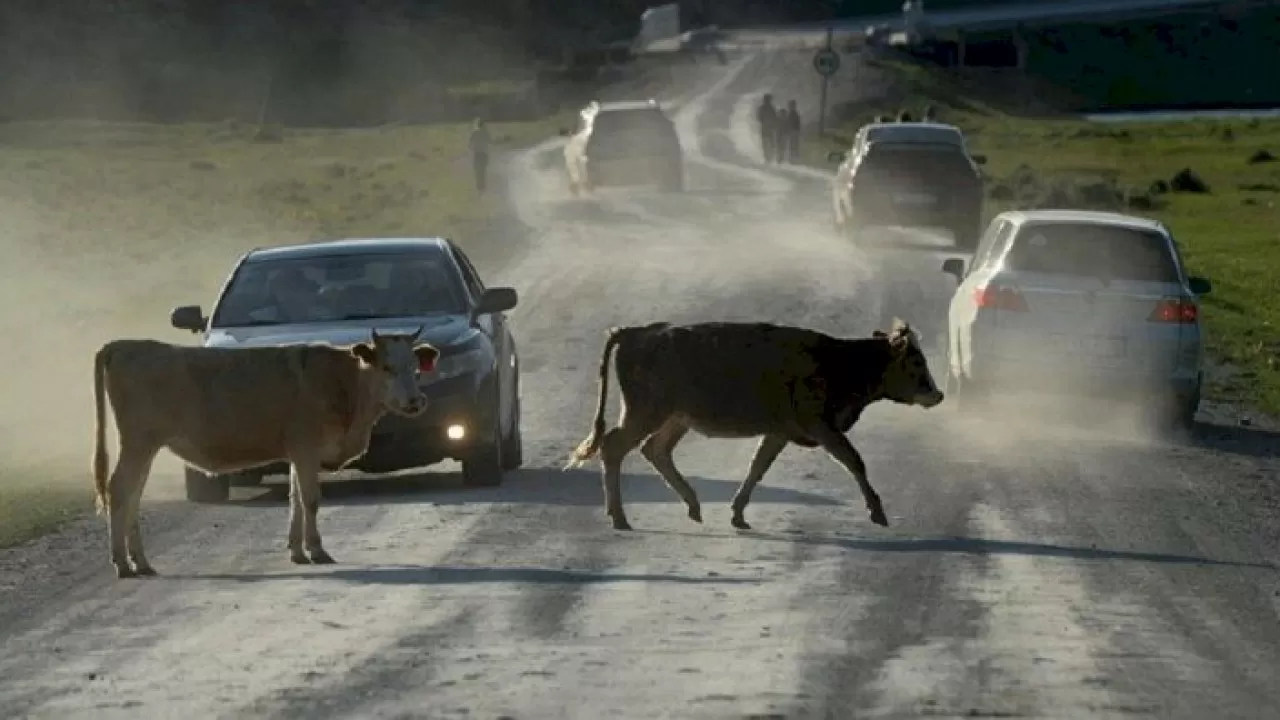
left=939, top=209, right=1212, bottom=429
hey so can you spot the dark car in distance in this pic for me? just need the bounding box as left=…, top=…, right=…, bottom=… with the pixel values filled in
left=169, top=237, right=522, bottom=502
left=830, top=121, right=987, bottom=252
left=562, top=99, right=685, bottom=194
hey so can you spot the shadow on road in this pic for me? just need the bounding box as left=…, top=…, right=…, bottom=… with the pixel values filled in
left=733, top=530, right=1277, bottom=570
left=179, top=564, right=762, bottom=586
left=1188, top=420, right=1280, bottom=460
left=233, top=467, right=844, bottom=510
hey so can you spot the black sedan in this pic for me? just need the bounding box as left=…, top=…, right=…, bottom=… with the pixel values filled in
left=169, top=237, right=522, bottom=502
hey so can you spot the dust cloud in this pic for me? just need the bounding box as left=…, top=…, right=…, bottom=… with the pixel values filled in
left=0, top=9, right=542, bottom=498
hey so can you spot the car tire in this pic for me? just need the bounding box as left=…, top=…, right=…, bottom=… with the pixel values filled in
left=462, top=406, right=505, bottom=488
left=184, top=466, right=231, bottom=503
left=1164, top=381, right=1201, bottom=434
left=951, top=212, right=982, bottom=253
left=501, top=390, right=524, bottom=472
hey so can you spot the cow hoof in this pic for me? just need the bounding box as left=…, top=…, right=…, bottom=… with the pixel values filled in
left=114, top=564, right=137, bottom=579
left=132, top=565, right=158, bottom=577
left=869, top=508, right=889, bottom=527
left=687, top=506, right=703, bottom=524
left=289, top=551, right=312, bottom=565
left=731, top=517, right=751, bottom=531
left=308, top=549, right=336, bottom=565
left=611, top=517, right=633, bottom=531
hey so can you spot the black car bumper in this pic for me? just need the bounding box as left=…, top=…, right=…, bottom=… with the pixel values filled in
left=249, top=373, right=494, bottom=477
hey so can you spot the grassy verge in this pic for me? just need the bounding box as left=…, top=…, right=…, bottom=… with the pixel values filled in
left=0, top=113, right=570, bottom=550
left=805, top=59, right=1280, bottom=414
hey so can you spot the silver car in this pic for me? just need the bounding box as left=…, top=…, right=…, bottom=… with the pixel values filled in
left=940, top=209, right=1212, bottom=428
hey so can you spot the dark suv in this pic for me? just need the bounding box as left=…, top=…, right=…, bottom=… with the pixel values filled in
left=563, top=100, right=684, bottom=194
left=830, top=121, right=986, bottom=251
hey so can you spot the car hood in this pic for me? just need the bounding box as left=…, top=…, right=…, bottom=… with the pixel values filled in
left=203, top=316, right=477, bottom=350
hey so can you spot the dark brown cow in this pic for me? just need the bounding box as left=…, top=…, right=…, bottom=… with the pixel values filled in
left=92, top=329, right=439, bottom=579
left=565, top=319, right=944, bottom=531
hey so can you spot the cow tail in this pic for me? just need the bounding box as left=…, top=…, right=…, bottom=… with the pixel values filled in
left=565, top=326, right=627, bottom=469
left=92, top=344, right=110, bottom=516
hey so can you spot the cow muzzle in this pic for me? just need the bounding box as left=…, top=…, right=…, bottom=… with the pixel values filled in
left=917, top=390, right=945, bottom=408
left=395, top=394, right=429, bottom=417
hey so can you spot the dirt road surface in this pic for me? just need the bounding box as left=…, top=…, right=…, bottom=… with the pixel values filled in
left=1, top=50, right=1278, bottom=720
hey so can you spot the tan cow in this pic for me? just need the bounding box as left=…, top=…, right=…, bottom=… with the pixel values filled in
left=566, top=319, right=944, bottom=531
left=92, top=328, right=439, bottom=579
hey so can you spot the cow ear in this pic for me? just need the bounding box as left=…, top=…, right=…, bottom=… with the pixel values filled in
left=351, top=343, right=378, bottom=366
left=413, top=344, right=440, bottom=372
left=891, top=317, right=907, bottom=333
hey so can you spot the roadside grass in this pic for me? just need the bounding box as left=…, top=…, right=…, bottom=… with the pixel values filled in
left=806, top=59, right=1280, bottom=414
left=0, top=114, right=569, bottom=550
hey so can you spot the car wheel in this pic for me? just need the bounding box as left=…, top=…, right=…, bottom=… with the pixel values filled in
left=501, top=390, right=524, bottom=471
left=951, top=213, right=982, bottom=253
left=1162, top=383, right=1200, bottom=435
left=184, top=466, right=231, bottom=503
left=462, top=411, right=505, bottom=488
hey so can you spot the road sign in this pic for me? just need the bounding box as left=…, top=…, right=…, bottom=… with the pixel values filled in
left=812, top=47, right=840, bottom=77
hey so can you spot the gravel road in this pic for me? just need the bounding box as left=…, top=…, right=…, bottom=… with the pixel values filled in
left=1, top=50, right=1277, bottom=720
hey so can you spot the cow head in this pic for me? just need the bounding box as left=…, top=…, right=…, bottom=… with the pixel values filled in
left=351, top=327, right=439, bottom=417
left=874, top=318, right=944, bottom=409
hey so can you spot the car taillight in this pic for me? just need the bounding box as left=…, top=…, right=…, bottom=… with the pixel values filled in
left=1148, top=296, right=1198, bottom=323
left=973, top=285, right=1029, bottom=312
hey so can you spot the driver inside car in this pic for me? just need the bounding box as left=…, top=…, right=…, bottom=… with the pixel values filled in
left=384, top=262, right=463, bottom=316
left=248, top=266, right=333, bottom=324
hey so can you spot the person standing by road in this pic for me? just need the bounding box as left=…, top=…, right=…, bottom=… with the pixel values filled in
left=782, top=99, right=802, bottom=164
left=756, top=94, right=778, bottom=164
left=468, top=117, right=491, bottom=194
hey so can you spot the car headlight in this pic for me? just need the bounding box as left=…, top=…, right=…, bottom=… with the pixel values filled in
left=423, top=349, right=487, bottom=383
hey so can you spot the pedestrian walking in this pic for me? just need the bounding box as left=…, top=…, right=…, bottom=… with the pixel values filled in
left=468, top=117, right=491, bottom=194
left=782, top=100, right=802, bottom=164
left=756, top=94, right=778, bottom=164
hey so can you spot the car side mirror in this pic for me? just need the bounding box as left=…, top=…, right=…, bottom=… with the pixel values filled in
left=170, top=304, right=206, bottom=333
left=475, top=287, right=518, bottom=317
left=971, top=154, right=988, bottom=166
left=941, top=258, right=966, bottom=281
left=1187, top=276, right=1212, bottom=295
left=827, top=150, right=846, bottom=164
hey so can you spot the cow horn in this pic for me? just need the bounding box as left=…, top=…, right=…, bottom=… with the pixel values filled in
left=370, top=328, right=381, bottom=344
left=412, top=324, right=425, bottom=341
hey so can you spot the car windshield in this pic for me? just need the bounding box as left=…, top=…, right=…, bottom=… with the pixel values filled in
left=1004, top=222, right=1180, bottom=283
left=210, top=251, right=469, bottom=328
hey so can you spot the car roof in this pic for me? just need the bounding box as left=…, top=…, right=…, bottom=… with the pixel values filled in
left=862, top=122, right=964, bottom=145
left=243, top=237, right=452, bottom=263
left=999, top=209, right=1166, bottom=233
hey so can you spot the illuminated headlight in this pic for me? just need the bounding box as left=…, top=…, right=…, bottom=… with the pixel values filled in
left=423, top=349, right=486, bottom=383
left=446, top=424, right=466, bottom=441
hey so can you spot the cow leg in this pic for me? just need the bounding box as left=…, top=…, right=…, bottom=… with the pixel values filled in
left=730, top=434, right=788, bottom=530
left=124, top=452, right=160, bottom=576
left=293, top=458, right=335, bottom=565
left=811, top=426, right=888, bottom=527
left=640, top=420, right=701, bottom=524
left=106, top=444, right=154, bottom=579
left=286, top=470, right=309, bottom=565
left=599, top=412, right=665, bottom=531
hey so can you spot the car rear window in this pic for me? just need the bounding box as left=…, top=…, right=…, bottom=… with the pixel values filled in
left=859, top=144, right=974, bottom=182
left=592, top=108, right=672, bottom=136
left=1004, top=222, right=1180, bottom=283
